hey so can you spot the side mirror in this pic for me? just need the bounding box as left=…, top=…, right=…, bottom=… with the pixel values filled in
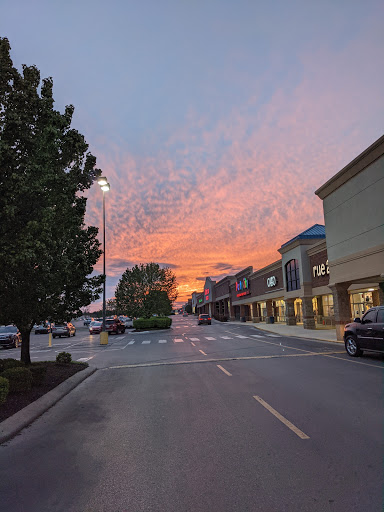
left=353, top=317, right=361, bottom=323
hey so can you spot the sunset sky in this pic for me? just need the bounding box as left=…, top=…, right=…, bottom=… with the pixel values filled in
left=2, top=0, right=384, bottom=309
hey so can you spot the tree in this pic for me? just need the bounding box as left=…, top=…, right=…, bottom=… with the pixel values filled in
left=0, top=38, right=103, bottom=364
left=106, top=298, right=117, bottom=315
left=185, top=304, right=192, bottom=314
left=115, top=263, right=178, bottom=318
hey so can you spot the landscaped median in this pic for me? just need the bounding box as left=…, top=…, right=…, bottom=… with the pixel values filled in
left=133, top=316, right=172, bottom=331
left=0, top=352, right=96, bottom=443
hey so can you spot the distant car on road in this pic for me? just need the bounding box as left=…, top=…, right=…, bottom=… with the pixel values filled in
left=89, top=321, right=102, bottom=335
left=52, top=322, right=76, bottom=338
left=344, top=306, right=384, bottom=357
left=34, top=323, right=51, bottom=334
left=105, top=318, right=126, bottom=335
left=183, top=312, right=188, bottom=317
left=198, top=314, right=211, bottom=325
left=0, top=325, right=22, bottom=348
left=83, top=318, right=92, bottom=326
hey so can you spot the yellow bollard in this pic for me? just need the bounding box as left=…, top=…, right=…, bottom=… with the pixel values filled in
left=48, top=331, right=52, bottom=348
left=100, top=331, right=108, bottom=345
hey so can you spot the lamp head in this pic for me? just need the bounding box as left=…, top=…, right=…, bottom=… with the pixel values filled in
left=98, top=177, right=108, bottom=186
left=101, top=183, right=110, bottom=192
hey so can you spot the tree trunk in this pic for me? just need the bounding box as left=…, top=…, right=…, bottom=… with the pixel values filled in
left=20, top=328, right=32, bottom=365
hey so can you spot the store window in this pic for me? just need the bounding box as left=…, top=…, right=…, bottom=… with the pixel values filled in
left=273, top=299, right=285, bottom=322
left=350, top=291, right=373, bottom=318
left=322, top=295, right=334, bottom=317
left=286, top=259, right=300, bottom=291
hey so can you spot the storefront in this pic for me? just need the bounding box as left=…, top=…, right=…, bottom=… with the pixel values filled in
left=230, top=267, right=254, bottom=321
left=213, top=276, right=236, bottom=320
left=249, top=261, right=285, bottom=323
left=316, top=134, right=384, bottom=339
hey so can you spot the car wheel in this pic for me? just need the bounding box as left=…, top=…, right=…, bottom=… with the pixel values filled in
left=345, top=335, right=362, bottom=357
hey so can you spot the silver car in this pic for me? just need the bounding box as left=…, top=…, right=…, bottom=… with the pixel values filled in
left=52, top=322, right=76, bottom=338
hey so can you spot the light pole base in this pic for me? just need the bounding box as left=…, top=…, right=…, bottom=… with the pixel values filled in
left=100, top=332, right=109, bottom=345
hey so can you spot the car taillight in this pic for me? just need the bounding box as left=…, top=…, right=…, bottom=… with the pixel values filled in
left=208, top=318, right=211, bottom=320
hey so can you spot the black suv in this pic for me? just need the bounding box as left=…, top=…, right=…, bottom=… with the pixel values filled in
left=344, top=306, right=384, bottom=357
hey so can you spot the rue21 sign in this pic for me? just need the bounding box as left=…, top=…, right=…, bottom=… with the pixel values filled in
left=236, top=277, right=250, bottom=297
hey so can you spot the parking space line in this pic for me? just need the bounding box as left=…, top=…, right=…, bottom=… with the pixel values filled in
left=190, top=342, right=196, bottom=346
left=217, top=365, right=232, bottom=376
left=253, top=395, right=310, bottom=440
left=199, top=350, right=207, bottom=356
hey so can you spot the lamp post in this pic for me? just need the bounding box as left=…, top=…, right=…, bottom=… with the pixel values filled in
left=97, top=177, right=110, bottom=345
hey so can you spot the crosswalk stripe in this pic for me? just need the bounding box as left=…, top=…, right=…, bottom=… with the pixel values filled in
left=205, top=337, right=216, bottom=340
left=190, top=338, right=200, bottom=341
left=251, top=335, right=264, bottom=338
left=174, top=338, right=184, bottom=343
left=235, top=335, right=250, bottom=339
left=128, top=341, right=135, bottom=345
left=266, top=334, right=281, bottom=338
left=158, top=340, right=167, bottom=343
left=142, top=340, right=151, bottom=344
left=220, top=336, right=232, bottom=339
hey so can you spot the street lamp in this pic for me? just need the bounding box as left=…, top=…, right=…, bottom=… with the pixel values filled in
left=97, top=176, right=110, bottom=345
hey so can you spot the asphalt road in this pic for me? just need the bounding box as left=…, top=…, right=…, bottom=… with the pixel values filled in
left=0, top=316, right=383, bottom=511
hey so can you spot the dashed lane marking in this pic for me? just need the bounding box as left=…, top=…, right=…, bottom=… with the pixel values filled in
left=158, top=340, right=167, bottom=343
left=265, top=334, right=281, bottom=338
left=191, top=342, right=196, bottom=347
left=128, top=341, right=135, bottom=345
left=199, top=350, right=207, bottom=356
left=174, top=338, right=184, bottom=343
left=205, top=337, right=216, bottom=340
left=217, top=365, right=232, bottom=376
left=235, top=335, right=250, bottom=339
left=253, top=395, right=310, bottom=440
left=220, top=336, right=233, bottom=339
left=190, top=338, right=200, bottom=342
left=142, top=340, right=151, bottom=344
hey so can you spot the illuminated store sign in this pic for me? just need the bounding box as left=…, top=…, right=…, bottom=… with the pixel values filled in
left=205, top=288, right=210, bottom=301
left=198, top=298, right=203, bottom=303
left=313, top=260, right=329, bottom=277
left=236, top=277, right=250, bottom=297
left=267, top=276, right=277, bottom=287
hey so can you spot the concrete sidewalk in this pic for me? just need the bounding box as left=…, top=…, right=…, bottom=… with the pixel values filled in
left=226, top=320, right=340, bottom=343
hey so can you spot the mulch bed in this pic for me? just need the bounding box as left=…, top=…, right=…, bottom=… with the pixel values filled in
left=0, top=362, right=88, bottom=423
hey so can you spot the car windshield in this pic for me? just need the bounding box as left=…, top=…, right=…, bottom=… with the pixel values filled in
left=92, top=322, right=102, bottom=326
left=0, top=325, right=17, bottom=333
left=105, top=320, right=115, bottom=325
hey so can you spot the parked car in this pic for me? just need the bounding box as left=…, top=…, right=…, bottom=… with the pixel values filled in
left=123, top=318, right=133, bottom=328
left=183, top=312, right=188, bottom=317
left=52, top=322, right=76, bottom=338
left=344, top=306, right=384, bottom=357
left=198, top=314, right=211, bottom=325
left=89, top=321, right=102, bottom=335
left=0, top=325, right=22, bottom=348
left=34, top=323, right=51, bottom=334
left=105, top=318, right=125, bottom=335
left=83, top=318, right=92, bottom=326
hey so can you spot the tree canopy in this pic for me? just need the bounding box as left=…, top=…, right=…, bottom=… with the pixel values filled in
left=115, top=263, right=178, bottom=319
left=0, top=38, right=103, bottom=363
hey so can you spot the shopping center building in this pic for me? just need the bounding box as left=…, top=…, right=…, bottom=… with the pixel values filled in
left=189, top=135, right=384, bottom=338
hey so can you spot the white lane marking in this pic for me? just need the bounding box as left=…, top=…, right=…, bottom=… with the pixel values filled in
left=253, top=395, right=310, bottom=440
left=158, top=340, right=167, bottom=343
left=190, top=342, right=196, bottom=346
left=190, top=338, right=200, bottom=341
left=122, top=342, right=132, bottom=349
left=217, top=365, right=232, bottom=376
left=205, top=337, right=216, bottom=340
left=77, top=356, right=94, bottom=362
left=251, top=335, right=264, bottom=338
left=174, top=338, right=184, bottom=343
left=199, top=349, right=207, bottom=356
left=235, top=335, right=250, bottom=339
left=128, top=340, right=135, bottom=345
left=265, top=334, right=281, bottom=338
left=115, top=336, right=125, bottom=340
left=220, top=336, right=233, bottom=339
left=142, top=340, right=151, bottom=344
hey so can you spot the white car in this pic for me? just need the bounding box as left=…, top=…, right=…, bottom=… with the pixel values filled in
left=123, top=318, right=133, bottom=328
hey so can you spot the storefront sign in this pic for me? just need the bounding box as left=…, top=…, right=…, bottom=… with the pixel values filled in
left=205, top=288, right=210, bottom=301
left=313, top=260, right=329, bottom=277
left=236, top=277, right=250, bottom=297
left=266, top=276, right=277, bottom=287
left=198, top=298, right=203, bottom=303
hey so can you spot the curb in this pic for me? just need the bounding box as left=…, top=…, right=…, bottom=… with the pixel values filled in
left=251, top=324, right=343, bottom=344
left=0, top=366, right=97, bottom=444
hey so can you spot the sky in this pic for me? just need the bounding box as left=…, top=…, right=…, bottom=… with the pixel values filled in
left=1, top=0, right=383, bottom=309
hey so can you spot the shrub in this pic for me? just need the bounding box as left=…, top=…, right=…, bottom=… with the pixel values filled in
left=133, top=317, right=172, bottom=329
left=1, top=367, right=32, bottom=393
left=0, top=376, right=9, bottom=404
left=56, top=352, right=72, bottom=364
left=0, top=358, right=25, bottom=371
left=29, top=364, right=48, bottom=386
left=153, top=317, right=171, bottom=328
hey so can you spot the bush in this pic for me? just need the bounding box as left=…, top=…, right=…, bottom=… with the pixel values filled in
left=0, top=376, right=9, bottom=404
left=214, top=315, right=228, bottom=322
left=133, top=317, right=172, bottom=329
left=1, top=367, right=32, bottom=393
left=56, top=352, right=72, bottom=364
left=29, top=364, right=48, bottom=386
left=0, top=358, right=25, bottom=371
